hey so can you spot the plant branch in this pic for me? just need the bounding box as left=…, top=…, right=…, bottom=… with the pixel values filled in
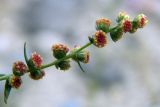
left=0, top=75, right=10, bottom=81
left=40, top=42, right=92, bottom=69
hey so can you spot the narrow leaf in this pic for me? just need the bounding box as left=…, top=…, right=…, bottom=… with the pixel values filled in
left=4, top=79, right=12, bottom=104
left=77, top=61, right=86, bottom=73
left=0, top=74, right=5, bottom=77
left=0, top=75, right=8, bottom=81
left=88, top=36, right=94, bottom=44
left=24, top=42, right=29, bottom=66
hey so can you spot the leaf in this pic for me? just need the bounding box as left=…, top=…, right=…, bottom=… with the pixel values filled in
left=0, top=74, right=5, bottom=77
left=88, top=36, right=94, bottom=44
left=24, top=42, right=29, bottom=66
left=0, top=75, right=8, bottom=81
left=77, top=61, right=86, bottom=73
left=4, top=79, right=12, bottom=104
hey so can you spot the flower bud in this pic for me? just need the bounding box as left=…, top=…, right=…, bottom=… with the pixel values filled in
left=96, top=18, right=111, bottom=33
left=110, top=27, right=123, bottom=42
left=28, top=52, right=45, bottom=80
left=128, top=21, right=137, bottom=33
left=56, top=60, right=71, bottom=71
left=93, top=30, right=107, bottom=48
left=134, top=14, right=148, bottom=28
left=77, top=51, right=89, bottom=63
left=30, top=52, right=42, bottom=68
left=120, top=19, right=132, bottom=33
left=129, top=28, right=137, bottom=33
left=116, top=11, right=130, bottom=23
left=9, top=75, right=22, bottom=89
left=12, top=61, right=27, bottom=76
left=71, top=47, right=89, bottom=63
left=29, top=70, right=45, bottom=80
left=52, top=43, right=69, bottom=59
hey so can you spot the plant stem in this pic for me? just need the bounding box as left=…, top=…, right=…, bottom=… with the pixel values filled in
left=0, top=75, right=9, bottom=81
left=40, top=42, right=92, bottom=69
left=108, top=25, right=119, bottom=32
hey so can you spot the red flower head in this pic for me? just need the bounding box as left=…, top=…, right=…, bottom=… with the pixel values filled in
left=121, top=19, right=132, bottom=33
left=31, top=52, right=42, bottom=68
left=12, top=61, right=27, bottom=76
left=9, top=75, right=22, bottom=89
left=93, top=30, right=107, bottom=48
left=134, top=14, right=148, bottom=28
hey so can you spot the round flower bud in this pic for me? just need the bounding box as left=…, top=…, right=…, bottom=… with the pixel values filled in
left=56, top=60, right=71, bottom=71
left=129, top=28, right=137, bottom=33
left=129, top=21, right=138, bottom=33
left=30, top=52, right=42, bottom=68
left=77, top=51, right=89, bottom=63
left=29, top=70, right=45, bottom=80
left=93, top=30, right=107, bottom=48
left=71, top=47, right=89, bottom=63
left=9, top=75, right=22, bottom=89
left=120, top=19, right=132, bottom=33
left=96, top=18, right=111, bottom=33
left=52, top=43, right=69, bottom=59
left=110, top=27, right=123, bottom=42
left=134, top=14, right=148, bottom=28
left=116, top=11, right=130, bottom=23
left=12, top=61, right=27, bottom=76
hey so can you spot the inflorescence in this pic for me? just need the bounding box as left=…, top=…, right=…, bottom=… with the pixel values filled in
left=0, top=12, right=148, bottom=104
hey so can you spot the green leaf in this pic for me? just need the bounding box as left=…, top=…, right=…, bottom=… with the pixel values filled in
left=24, top=42, right=29, bottom=66
left=0, top=74, right=5, bottom=77
left=4, top=79, right=12, bottom=104
left=0, top=75, right=9, bottom=81
left=77, top=61, right=86, bottom=73
left=88, top=36, right=94, bottom=44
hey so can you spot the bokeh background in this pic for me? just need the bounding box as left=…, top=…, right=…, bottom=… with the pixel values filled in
left=0, top=0, right=159, bottom=107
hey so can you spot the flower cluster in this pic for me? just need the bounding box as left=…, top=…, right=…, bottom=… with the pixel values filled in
left=89, top=12, right=148, bottom=48
left=52, top=43, right=71, bottom=70
left=0, top=11, right=148, bottom=104
left=110, top=12, right=148, bottom=42
left=28, top=52, right=45, bottom=80
left=52, top=43, right=69, bottom=59
left=9, top=52, right=45, bottom=89
left=10, top=61, right=27, bottom=89
left=90, top=18, right=111, bottom=48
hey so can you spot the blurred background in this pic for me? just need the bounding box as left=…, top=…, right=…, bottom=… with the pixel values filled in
left=0, top=0, right=159, bottom=107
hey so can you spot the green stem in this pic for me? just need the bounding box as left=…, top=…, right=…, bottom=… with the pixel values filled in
left=108, top=25, right=119, bottom=32
left=0, top=75, right=9, bottom=81
left=40, top=42, right=92, bottom=69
